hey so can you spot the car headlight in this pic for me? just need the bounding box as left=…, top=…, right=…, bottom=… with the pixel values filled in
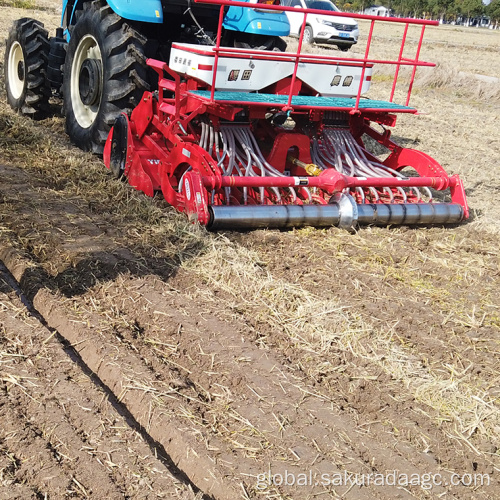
left=318, top=18, right=334, bottom=26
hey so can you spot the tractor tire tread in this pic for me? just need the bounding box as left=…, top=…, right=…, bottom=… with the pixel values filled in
left=63, top=0, right=149, bottom=154
left=4, top=18, right=50, bottom=119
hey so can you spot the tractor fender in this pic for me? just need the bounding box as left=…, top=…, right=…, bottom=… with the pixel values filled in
left=223, top=2, right=290, bottom=36
left=106, top=0, right=163, bottom=23
left=63, top=0, right=163, bottom=28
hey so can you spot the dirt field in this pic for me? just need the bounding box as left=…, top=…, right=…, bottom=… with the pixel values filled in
left=1, top=1, right=499, bottom=499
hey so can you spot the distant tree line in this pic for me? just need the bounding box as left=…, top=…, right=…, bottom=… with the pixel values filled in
left=336, top=0, right=500, bottom=24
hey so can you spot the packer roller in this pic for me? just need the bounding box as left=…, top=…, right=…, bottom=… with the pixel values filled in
left=207, top=200, right=465, bottom=231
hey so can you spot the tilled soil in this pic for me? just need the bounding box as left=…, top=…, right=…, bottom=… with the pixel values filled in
left=1, top=1, right=500, bottom=499
left=0, top=262, right=201, bottom=499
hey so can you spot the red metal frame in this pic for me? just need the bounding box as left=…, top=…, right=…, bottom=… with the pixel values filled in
left=102, top=0, right=469, bottom=229
left=196, top=0, right=438, bottom=110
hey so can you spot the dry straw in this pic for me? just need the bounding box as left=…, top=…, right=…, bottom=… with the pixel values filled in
left=183, top=235, right=500, bottom=453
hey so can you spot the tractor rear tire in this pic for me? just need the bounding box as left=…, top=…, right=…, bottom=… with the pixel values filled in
left=62, top=0, right=148, bottom=154
left=227, top=31, right=287, bottom=51
left=4, top=18, right=51, bottom=119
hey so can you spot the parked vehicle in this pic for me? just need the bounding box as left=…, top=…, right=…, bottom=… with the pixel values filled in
left=282, top=0, right=359, bottom=50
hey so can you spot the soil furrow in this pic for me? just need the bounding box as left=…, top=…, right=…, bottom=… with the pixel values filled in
left=34, top=271, right=489, bottom=498
left=0, top=265, right=203, bottom=499
left=1, top=160, right=498, bottom=497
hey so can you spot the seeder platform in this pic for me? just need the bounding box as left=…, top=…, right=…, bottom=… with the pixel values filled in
left=189, top=91, right=415, bottom=112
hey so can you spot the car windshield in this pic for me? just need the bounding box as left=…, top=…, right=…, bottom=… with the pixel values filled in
left=304, top=1, right=340, bottom=11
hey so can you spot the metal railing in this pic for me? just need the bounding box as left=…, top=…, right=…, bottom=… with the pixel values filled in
left=193, top=0, right=439, bottom=111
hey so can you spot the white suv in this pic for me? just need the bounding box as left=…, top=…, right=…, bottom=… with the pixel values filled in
left=283, top=0, right=359, bottom=51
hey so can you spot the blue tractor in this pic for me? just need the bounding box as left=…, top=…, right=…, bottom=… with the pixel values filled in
left=4, top=0, right=289, bottom=153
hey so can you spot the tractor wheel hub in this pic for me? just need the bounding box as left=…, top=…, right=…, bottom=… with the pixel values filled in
left=79, top=58, right=102, bottom=106
left=17, top=60, right=25, bottom=81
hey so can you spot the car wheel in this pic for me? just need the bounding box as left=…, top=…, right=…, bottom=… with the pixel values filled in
left=302, top=26, right=314, bottom=45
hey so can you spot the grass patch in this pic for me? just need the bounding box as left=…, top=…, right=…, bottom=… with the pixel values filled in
left=0, top=0, right=37, bottom=8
